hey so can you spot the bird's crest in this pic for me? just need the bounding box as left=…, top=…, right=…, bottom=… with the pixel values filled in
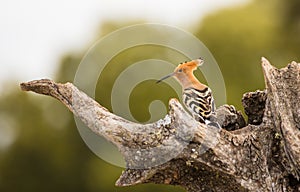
left=174, top=58, right=204, bottom=73
left=156, top=57, right=204, bottom=84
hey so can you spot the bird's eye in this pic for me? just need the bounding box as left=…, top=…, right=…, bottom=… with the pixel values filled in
left=178, top=69, right=183, bottom=72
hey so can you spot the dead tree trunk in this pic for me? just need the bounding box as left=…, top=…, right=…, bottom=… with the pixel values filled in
left=20, top=58, right=300, bottom=191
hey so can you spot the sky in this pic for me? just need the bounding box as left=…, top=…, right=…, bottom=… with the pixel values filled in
left=0, top=0, right=249, bottom=92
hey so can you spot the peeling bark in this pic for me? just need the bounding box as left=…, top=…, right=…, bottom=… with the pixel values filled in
left=20, top=58, right=300, bottom=191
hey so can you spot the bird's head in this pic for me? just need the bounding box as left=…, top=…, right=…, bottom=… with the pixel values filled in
left=156, top=58, right=204, bottom=84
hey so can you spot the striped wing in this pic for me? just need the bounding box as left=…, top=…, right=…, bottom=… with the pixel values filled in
left=183, top=87, right=215, bottom=123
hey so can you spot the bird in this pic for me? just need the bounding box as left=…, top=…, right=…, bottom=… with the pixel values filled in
left=156, top=58, right=220, bottom=128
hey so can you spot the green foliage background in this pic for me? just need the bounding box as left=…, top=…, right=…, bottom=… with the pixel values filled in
left=0, top=0, right=299, bottom=191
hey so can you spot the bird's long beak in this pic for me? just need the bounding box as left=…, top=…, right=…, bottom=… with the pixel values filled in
left=156, top=72, right=175, bottom=84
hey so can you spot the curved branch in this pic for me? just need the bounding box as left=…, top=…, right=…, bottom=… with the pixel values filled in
left=20, top=57, right=300, bottom=191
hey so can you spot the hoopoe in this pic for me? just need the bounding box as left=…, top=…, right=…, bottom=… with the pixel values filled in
left=157, top=58, right=220, bottom=128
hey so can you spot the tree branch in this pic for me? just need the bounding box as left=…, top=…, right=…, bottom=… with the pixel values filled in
left=20, top=57, right=300, bottom=191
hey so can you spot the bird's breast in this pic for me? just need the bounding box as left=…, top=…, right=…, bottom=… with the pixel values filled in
left=182, top=87, right=213, bottom=120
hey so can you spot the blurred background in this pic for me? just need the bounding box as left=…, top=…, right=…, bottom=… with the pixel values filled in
left=0, top=0, right=300, bottom=191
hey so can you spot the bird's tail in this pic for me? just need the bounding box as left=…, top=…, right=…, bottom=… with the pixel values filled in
left=205, top=115, right=221, bottom=129
left=205, top=120, right=221, bottom=129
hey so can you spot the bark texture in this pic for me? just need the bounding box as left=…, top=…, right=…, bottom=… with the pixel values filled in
left=20, top=58, right=300, bottom=191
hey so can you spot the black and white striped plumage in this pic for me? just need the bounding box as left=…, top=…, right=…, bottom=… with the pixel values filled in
left=183, top=87, right=220, bottom=128
left=183, top=87, right=215, bottom=123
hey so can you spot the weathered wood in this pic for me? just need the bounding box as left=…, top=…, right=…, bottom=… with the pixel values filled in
left=20, top=57, right=300, bottom=191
